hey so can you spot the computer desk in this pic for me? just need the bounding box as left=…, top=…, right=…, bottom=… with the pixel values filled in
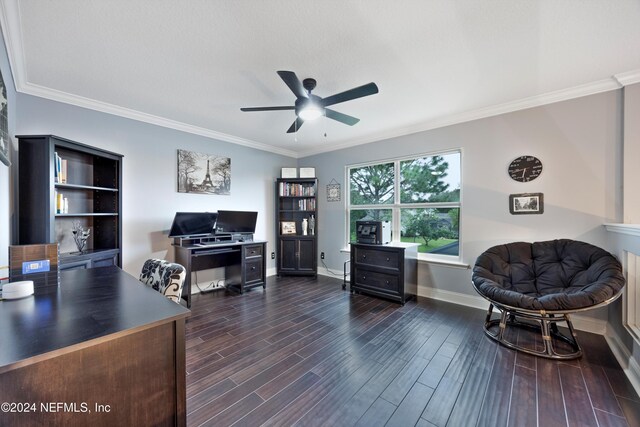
left=173, top=239, right=267, bottom=308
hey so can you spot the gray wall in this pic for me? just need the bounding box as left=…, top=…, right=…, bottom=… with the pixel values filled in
left=12, top=94, right=294, bottom=277
left=0, top=27, right=16, bottom=269
left=2, top=15, right=296, bottom=280
left=302, top=90, right=622, bottom=324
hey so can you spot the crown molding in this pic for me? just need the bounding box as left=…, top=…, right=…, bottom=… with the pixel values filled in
left=0, top=1, right=298, bottom=159
left=19, top=82, right=299, bottom=158
left=297, top=76, right=624, bottom=157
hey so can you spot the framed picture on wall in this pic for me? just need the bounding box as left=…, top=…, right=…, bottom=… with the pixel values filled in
left=0, top=67, right=10, bottom=166
left=327, top=179, right=341, bottom=202
left=509, top=193, right=544, bottom=215
left=177, top=149, right=230, bottom=195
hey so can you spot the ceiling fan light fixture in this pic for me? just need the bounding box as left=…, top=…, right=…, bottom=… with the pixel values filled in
left=298, top=102, right=323, bottom=121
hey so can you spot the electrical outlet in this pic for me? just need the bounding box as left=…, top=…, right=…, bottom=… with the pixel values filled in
left=271, top=252, right=275, bottom=259
left=321, top=252, right=325, bottom=259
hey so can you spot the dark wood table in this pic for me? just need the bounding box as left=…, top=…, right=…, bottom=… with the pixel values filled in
left=0, top=266, right=190, bottom=426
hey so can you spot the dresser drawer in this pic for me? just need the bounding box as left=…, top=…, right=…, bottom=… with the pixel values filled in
left=244, top=244, right=263, bottom=259
left=245, top=258, right=264, bottom=283
left=353, top=247, right=400, bottom=270
left=353, top=267, right=400, bottom=294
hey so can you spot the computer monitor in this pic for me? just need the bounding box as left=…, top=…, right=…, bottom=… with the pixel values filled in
left=168, top=212, right=218, bottom=237
left=215, top=210, right=258, bottom=234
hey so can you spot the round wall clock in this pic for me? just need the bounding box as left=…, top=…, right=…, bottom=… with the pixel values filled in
left=508, top=155, right=543, bottom=182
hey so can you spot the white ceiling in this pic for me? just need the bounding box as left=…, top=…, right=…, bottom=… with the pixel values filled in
left=1, top=1, right=640, bottom=158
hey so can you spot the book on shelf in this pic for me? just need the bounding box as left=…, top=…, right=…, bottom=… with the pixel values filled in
left=56, top=192, right=63, bottom=214
left=54, top=152, right=60, bottom=183
left=54, top=192, right=69, bottom=214
left=297, top=199, right=316, bottom=211
left=60, top=159, right=67, bottom=184
left=278, top=182, right=316, bottom=197
left=54, top=152, right=67, bottom=184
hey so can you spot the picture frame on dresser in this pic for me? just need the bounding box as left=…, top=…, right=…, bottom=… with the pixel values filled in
left=281, top=221, right=296, bottom=235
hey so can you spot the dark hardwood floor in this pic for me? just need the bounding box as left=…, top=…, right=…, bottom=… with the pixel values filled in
left=185, top=275, right=640, bottom=426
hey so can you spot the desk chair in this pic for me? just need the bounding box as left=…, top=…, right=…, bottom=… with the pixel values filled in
left=139, top=259, right=186, bottom=304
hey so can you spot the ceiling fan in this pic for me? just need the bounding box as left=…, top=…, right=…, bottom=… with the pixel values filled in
left=241, top=71, right=379, bottom=133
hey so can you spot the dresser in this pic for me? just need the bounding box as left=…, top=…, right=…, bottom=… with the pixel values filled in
left=349, top=242, right=419, bottom=305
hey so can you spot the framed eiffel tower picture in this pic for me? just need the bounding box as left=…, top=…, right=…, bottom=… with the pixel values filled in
left=177, top=149, right=231, bottom=195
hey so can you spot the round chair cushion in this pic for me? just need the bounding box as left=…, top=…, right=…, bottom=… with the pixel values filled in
left=472, top=239, right=625, bottom=311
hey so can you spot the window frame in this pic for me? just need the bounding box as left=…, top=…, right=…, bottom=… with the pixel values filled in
left=346, top=149, right=462, bottom=262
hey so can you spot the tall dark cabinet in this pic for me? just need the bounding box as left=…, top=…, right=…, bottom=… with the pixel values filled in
left=16, top=135, right=123, bottom=270
left=276, top=177, right=317, bottom=276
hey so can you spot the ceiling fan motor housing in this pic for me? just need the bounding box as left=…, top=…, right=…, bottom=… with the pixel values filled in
left=302, top=78, right=317, bottom=93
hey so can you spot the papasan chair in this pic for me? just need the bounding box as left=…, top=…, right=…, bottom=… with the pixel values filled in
left=472, top=239, right=625, bottom=359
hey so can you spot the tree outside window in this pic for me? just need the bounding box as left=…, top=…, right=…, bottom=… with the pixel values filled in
left=348, top=152, right=461, bottom=257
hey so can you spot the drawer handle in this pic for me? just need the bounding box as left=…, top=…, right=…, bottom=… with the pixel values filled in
left=251, top=266, right=256, bottom=271
left=386, top=257, right=390, bottom=262
left=385, top=280, right=390, bottom=285
left=362, top=254, right=366, bottom=259
left=250, top=251, right=256, bottom=255
left=362, top=276, right=366, bottom=281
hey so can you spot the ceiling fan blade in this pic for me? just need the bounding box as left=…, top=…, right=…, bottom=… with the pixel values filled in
left=286, top=117, right=305, bottom=133
left=240, top=106, right=295, bottom=112
left=277, top=71, right=308, bottom=99
left=322, top=82, right=379, bottom=107
left=324, top=108, right=360, bottom=126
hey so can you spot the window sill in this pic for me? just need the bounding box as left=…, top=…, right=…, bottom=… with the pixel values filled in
left=417, top=257, right=470, bottom=269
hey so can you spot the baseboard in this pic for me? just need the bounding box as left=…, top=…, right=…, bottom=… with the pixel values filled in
left=571, top=314, right=608, bottom=335
left=418, top=286, right=488, bottom=311
left=605, top=330, right=640, bottom=398
left=266, top=267, right=277, bottom=277
left=417, top=286, right=608, bottom=335
left=317, top=267, right=347, bottom=280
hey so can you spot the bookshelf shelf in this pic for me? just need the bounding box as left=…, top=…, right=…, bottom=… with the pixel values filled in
left=55, top=183, right=119, bottom=192
left=55, top=213, right=119, bottom=217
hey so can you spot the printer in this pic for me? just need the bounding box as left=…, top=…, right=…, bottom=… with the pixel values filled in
left=355, top=220, right=391, bottom=245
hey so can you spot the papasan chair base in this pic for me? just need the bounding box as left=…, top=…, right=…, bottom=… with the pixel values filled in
left=483, top=302, right=582, bottom=360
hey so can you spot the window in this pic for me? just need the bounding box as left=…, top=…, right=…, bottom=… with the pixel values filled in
left=348, top=151, right=461, bottom=258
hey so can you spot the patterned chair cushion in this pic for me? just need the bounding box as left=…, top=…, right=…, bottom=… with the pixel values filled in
left=139, top=259, right=186, bottom=304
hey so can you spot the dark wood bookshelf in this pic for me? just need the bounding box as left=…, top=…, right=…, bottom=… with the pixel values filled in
left=276, top=177, right=317, bottom=276
left=16, top=135, right=123, bottom=270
